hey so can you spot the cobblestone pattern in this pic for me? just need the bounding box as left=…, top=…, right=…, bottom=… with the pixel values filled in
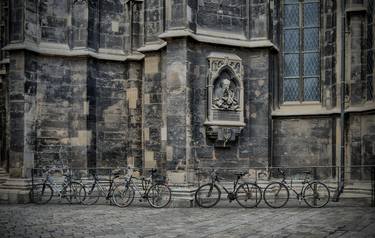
left=0, top=205, right=374, bottom=238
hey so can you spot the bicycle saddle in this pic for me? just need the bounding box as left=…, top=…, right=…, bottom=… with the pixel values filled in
left=303, top=171, right=311, bottom=174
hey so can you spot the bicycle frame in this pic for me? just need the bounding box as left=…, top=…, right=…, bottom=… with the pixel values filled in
left=44, top=173, right=71, bottom=199
left=280, top=173, right=313, bottom=200
left=124, top=174, right=152, bottom=199
left=89, top=175, right=117, bottom=200
left=209, top=172, right=242, bottom=197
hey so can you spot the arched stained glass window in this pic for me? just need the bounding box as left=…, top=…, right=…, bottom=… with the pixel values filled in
left=282, top=0, right=320, bottom=102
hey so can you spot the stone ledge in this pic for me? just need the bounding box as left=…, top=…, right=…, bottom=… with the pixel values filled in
left=137, top=41, right=167, bottom=52
left=0, top=178, right=32, bottom=204
left=3, top=42, right=145, bottom=62
left=272, top=103, right=375, bottom=117
left=159, top=29, right=279, bottom=51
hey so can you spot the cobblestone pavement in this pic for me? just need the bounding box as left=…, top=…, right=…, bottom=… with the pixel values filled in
left=1, top=203, right=375, bottom=238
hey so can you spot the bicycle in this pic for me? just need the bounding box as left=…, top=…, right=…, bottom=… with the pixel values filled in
left=194, top=169, right=262, bottom=208
left=112, top=167, right=172, bottom=208
left=30, top=166, right=86, bottom=204
left=81, top=169, right=123, bottom=205
left=263, top=169, right=330, bottom=208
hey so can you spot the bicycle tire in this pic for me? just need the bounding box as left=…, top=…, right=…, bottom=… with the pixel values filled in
left=303, top=181, right=330, bottom=208
left=112, top=183, right=135, bottom=208
left=147, top=184, right=172, bottom=208
left=63, top=182, right=86, bottom=204
left=195, top=183, right=221, bottom=208
left=30, top=183, right=53, bottom=204
left=235, top=182, right=262, bottom=208
left=82, top=183, right=100, bottom=205
left=263, top=182, right=289, bottom=208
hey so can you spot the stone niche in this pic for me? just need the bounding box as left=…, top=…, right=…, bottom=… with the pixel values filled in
left=205, top=53, right=245, bottom=147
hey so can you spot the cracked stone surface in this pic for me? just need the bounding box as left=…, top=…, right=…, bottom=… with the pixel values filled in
left=1, top=204, right=374, bottom=238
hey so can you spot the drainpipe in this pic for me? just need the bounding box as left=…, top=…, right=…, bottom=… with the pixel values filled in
left=335, top=0, right=346, bottom=202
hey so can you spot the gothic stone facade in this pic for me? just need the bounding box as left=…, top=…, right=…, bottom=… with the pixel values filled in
left=0, top=0, right=374, bottom=202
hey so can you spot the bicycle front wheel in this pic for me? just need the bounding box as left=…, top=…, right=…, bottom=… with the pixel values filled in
left=263, top=182, right=289, bottom=208
left=195, top=183, right=221, bottom=208
left=63, top=182, right=86, bottom=204
left=235, top=182, right=262, bottom=208
left=30, top=183, right=53, bottom=204
left=82, top=183, right=100, bottom=205
left=112, top=184, right=135, bottom=208
left=303, top=181, right=330, bottom=208
left=147, top=184, right=172, bottom=208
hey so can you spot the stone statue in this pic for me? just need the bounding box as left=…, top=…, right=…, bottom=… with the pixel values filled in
left=213, top=78, right=239, bottom=110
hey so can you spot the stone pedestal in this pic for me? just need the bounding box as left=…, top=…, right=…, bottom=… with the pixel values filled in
left=0, top=178, right=32, bottom=204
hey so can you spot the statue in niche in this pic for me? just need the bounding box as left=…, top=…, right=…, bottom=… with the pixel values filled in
left=212, top=72, right=239, bottom=110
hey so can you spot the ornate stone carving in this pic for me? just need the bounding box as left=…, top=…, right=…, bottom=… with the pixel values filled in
left=213, top=75, right=239, bottom=111
left=205, top=53, right=245, bottom=146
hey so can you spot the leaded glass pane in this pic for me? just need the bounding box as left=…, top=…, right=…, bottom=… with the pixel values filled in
left=285, top=0, right=299, bottom=3
left=304, top=77, right=320, bottom=101
left=368, top=50, right=373, bottom=74
left=284, top=54, right=300, bottom=77
left=303, top=53, right=319, bottom=76
left=284, top=78, right=299, bottom=101
left=367, top=76, right=374, bottom=100
left=284, top=4, right=299, bottom=28
left=304, top=3, right=319, bottom=27
left=284, top=29, right=299, bottom=52
left=304, top=28, right=319, bottom=51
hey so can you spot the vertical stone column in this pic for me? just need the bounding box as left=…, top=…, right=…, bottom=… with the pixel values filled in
left=126, top=62, right=143, bottom=169
left=143, top=52, right=164, bottom=171
left=0, top=51, right=35, bottom=203
left=165, top=39, right=191, bottom=184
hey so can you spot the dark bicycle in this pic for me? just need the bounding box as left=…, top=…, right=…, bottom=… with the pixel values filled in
left=195, top=169, right=262, bottom=208
left=30, top=166, right=86, bottom=204
left=81, top=169, right=123, bottom=205
left=112, top=167, right=172, bottom=208
left=263, top=169, right=330, bottom=208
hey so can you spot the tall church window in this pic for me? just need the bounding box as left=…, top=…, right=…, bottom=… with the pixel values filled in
left=282, top=0, right=320, bottom=102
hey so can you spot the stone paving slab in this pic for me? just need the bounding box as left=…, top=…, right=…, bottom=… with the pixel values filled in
left=0, top=204, right=375, bottom=238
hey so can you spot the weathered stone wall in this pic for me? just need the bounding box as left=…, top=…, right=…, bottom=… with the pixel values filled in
left=144, top=0, right=164, bottom=43
left=99, top=0, right=127, bottom=50
left=348, top=114, right=375, bottom=180
left=39, top=0, right=69, bottom=44
left=272, top=118, right=335, bottom=177
left=196, top=0, right=247, bottom=36
left=188, top=42, right=271, bottom=171
left=35, top=56, right=87, bottom=169
left=143, top=51, right=166, bottom=171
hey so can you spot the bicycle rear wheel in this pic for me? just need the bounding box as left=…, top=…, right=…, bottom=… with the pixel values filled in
left=82, top=183, right=100, bottom=205
left=235, top=182, right=262, bottom=208
left=30, top=183, right=53, bottom=204
left=63, top=182, right=86, bottom=204
left=263, top=182, right=289, bottom=208
left=112, top=184, right=135, bottom=208
left=303, top=181, right=330, bottom=208
left=147, top=184, right=172, bottom=208
left=195, top=183, right=221, bottom=208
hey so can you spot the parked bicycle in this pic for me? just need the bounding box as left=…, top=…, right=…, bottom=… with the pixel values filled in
left=263, top=169, right=330, bottom=208
left=30, top=166, right=86, bottom=204
left=112, top=167, right=172, bottom=208
left=81, top=169, right=123, bottom=205
left=195, top=169, right=262, bottom=208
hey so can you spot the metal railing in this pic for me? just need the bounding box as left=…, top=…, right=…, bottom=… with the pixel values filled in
left=29, top=165, right=375, bottom=207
